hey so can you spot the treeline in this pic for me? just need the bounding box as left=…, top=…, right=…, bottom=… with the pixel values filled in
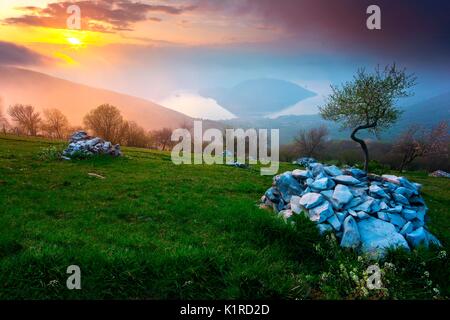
left=0, top=101, right=179, bottom=150
left=280, top=124, right=449, bottom=173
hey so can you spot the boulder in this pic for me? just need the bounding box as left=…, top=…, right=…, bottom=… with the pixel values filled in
left=340, top=216, right=360, bottom=249
left=317, top=223, right=333, bottom=235
left=274, top=172, right=303, bottom=202
left=393, top=193, right=409, bottom=206
left=294, top=157, right=317, bottom=167
left=332, top=184, right=353, bottom=208
left=369, top=185, right=389, bottom=199
left=290, top=195, right=303, bottom=214
left=307, top=200, right=334, bottom=223
left=358, top=217, right=409, bottom=258
left=309, top=162, right=324, bottom=177
left=324, top=165, right=343, bottom=177
left=265, top=187, right=280, bottom=203
left=406, top=227, right=428, bottom=248
left=351, top=197, right=375, bottom=212
left=327, top=214, right=342, bottom=231
left=395, top=187, right=414, bottom=199
left=401, top=208, right=418, bottom=221
left=311, top=177, right=335, bottom=191
left=382, top=174, right=400, bottom=184
left=299, top=192, right=324, bottom=209
left=377, top=211, right=390, bottom=222
left=292, top=169, right=312, bottom=180
left=398, top=177, right=419, bottom=194
left=400, top=221, right=414, bottom=236
left=333, top=175, right=361, bottom=185
left=345, top=168, right=367, bottom=179
left=388, top=213, right=407, bottom=229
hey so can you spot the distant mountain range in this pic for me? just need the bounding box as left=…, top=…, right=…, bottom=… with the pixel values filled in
left=221, top=92, right=450, bottom=144
left=1, top=66, right=447, bottom=145
left=200, top=78, right=316, bottom=118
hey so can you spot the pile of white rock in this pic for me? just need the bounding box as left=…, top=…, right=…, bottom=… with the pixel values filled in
left=261, top=162, right=441, bottom=258
left=429, top=170, right=450, bottom=178
left=293, top=157, right=317, bottom=166
left=62, top=131, right=122, bottom=159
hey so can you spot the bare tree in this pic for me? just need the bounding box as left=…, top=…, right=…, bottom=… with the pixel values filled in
left=42, top=108, right=70, bottom=139
left=83, top=104, right=123, bottom=143
left=150, top=127, right=173, bottom=151
left=394, top=121, right=449, bottom=172
left=0, top=98, right=9, bottom=134
left=8, top=104, right=41, bottom=136
left=120, top=121, right=149, bottom=148
left=294, top=125, right=329, bottom=158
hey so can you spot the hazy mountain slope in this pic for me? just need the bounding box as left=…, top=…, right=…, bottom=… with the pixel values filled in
left=398, top=91, right=450, bottom=127
left=0, top=66, right=192, bottom=130
left=222, top=92, right=450, bottom=144
left=200, top=78, right=316, bottom=117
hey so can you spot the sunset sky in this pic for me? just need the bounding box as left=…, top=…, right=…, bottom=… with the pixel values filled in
left=1, top=0, right=449, bottom=119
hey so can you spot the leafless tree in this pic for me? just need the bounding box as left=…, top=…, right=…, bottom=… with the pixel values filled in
left=294, top=125, right=329, bottom=158
left=42, top=108, right=70, bottom=139
left=150, top=127, right=174, bottom=151
left=0, top=98, right=9, bottom=134
left=120, top=121, right=150, bottom=148
left=8, top=104, right=41, bottom=136
left=83, top=104, right=123, bottom=143
left=394, top=121, right=449, bottom=172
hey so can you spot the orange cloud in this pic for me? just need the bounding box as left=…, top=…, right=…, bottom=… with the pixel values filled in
left=3, top=0, right=197, bottom=33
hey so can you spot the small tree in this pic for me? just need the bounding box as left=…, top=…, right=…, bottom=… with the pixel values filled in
left=120, top=121, right=149, bottom=148
left=8, top=104, right=41, bottom=136
left=294, top=125, right=329, bottom=158
left=42, top=108, right=70, bottom=139
left=394, top=121, right=449, bottom=172
left=150, top=128, right=173, bottom=151
left=0, top=99, right=9, bottom=134
left=319, top=64, right=416, bottom=171
left=83, top=104, right=123, bottom=142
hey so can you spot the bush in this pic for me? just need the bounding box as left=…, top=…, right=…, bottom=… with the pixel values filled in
left=36, top=145, right=63, bottom=161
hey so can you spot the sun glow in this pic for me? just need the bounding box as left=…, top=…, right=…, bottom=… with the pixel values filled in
left=67, top=37, right=82, bottom=46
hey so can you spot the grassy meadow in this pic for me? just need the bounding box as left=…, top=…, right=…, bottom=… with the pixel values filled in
left=0, top=134, right=448, bottom=299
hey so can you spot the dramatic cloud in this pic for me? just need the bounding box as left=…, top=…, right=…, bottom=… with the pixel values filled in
left=3, top=0, right=197, bottom=32
left=0, top=41, right=49, bottom=66
left=191, top=0, right=450, bottom=57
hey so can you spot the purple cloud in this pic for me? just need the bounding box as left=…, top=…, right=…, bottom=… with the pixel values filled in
left=3, top=0, right=197, bottom=32
left=0, top=41, right=49, bottom=66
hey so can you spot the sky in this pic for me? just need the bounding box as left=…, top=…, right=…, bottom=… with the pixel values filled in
left=0, top=0, right=449, bottom=119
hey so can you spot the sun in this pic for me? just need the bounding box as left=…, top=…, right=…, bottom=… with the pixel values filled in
left=67, top=37, right=82, bottom=46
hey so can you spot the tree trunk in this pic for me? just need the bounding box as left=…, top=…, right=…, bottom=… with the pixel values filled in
left=351, top=126, right=370, bottom=172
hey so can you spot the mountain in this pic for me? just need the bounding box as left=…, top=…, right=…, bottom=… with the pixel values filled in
left=221, top=92, right=450, bottom=144
left=397, top=91, right=450, bottom=128
left=200, top=78, right=316, bottom=118
left=0, top=66, right=192, bottom=130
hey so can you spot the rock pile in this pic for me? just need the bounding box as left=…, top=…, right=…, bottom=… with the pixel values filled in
left=429, top=170, right=450, bottom=178
left=293, top=157, right=317, bottom=166
left=261, top=162, right=441, bottom=258
left=62, top=131, right=122, bottom=158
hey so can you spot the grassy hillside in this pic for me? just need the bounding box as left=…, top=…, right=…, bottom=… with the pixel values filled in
left=0, top=135, right=448, bottom=299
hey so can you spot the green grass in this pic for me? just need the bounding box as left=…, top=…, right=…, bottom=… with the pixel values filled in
left=0, top=134, right=448, bottom=299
